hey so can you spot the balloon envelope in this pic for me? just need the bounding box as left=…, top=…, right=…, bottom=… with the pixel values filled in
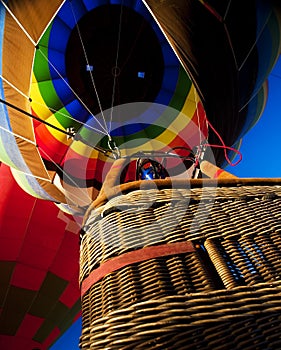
left=0, top=0, right=281, bottom=348
left=0, top=163, right=81, bottom=350
left=143, top=0, right=281, bottom=164
left=0, top=0, right=280, bottom=211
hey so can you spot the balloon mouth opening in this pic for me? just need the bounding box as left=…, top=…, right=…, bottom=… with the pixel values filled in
left=64, top=4, right=165, bottom=118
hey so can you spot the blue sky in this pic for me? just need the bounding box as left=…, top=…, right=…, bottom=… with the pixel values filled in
left=50, top=55, right=281, bottom=349
left=225, top=56, right=281, bottom=178
left=50, top=317, right=81, bottom=350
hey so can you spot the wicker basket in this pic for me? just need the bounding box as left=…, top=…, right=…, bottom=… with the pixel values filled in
left=79, top=179, right=281, bottom=349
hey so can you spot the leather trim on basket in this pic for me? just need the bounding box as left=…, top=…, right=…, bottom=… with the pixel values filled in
left=81, top=241, right=195, bottom=297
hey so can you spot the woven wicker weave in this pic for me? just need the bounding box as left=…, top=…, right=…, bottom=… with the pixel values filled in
left=79, top=179, right=281, bottom=349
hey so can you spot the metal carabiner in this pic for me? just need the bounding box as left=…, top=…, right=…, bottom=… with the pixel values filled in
left=108, top=137, right=121, bottom=159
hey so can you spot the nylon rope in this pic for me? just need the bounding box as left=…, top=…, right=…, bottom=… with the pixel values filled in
left=234, top=6, right=272, bottom=114
left=0, top=124, right=36, bottom=145
left=0, top=0, right=36, bottom=46
left=36, top=48, right=108, bottom=136
left=193, top=89, right=242, bottom=167
left=238, top=5, right=272, bottom=73
left=0, top=0, right=109, bottom=138
left=0, top=74, right=30, bottom=99
left=30, top=99, right=105, bottom=135
left=194, top=87, right=206, bottom=147
left=109, top=1, right=124, bottom=135
left=0, top=73, right=105, bottom=136
left=10, top=168, right=53, bottom=183
left=69, top=0, right=110, bottom=138
left=223, top=0, right=232, bottom=21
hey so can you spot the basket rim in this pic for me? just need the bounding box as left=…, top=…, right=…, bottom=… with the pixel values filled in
left=86, top=177, right=281, bottom=217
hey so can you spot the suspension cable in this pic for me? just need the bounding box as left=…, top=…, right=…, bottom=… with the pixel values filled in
left=1, top=72, right=107, bottom=136
left=0, top=0, right=110, bottom=137
left=0, top=97, right=72, bottom=136
left=30, top=98, right=106, bottom=135
left=0, top=97, right=116, bottom=158
left=109, top=1, right=124, bottom=135
left=69, top=0, right=110, bottom=137
left=37, top=47, right=109, bottom=136
left=0, top=0, right=36, bottom=46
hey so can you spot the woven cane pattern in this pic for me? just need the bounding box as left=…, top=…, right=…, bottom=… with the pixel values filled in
left=80, top=182, right=281, bottom=349
left=79, top=283, right=281, bottom=349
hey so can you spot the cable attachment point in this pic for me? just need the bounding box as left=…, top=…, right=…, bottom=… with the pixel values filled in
left=66, top=127, right=76, bottom=140
left=108, top=138, right=120, bottom=159
left=196, top=143, right=207, bottom=161
left=192, top=143, right=207, bottom=179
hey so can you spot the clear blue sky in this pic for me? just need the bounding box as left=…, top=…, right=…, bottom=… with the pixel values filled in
left=50, top=317, right=81, bottom=350
left=225, top=55, right=281, bottom=178
left=50, top=56, right=281, bottom=349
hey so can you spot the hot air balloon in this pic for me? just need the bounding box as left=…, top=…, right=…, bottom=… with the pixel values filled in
left=0, top=163, right=81, bottom=350
left=143, top=0, right=281, bottom=165
left=0, top=0, right=281, bottom=349
left=0, top=0, right=208, bottom=216
left=0, top=0, right=280, bottom=215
